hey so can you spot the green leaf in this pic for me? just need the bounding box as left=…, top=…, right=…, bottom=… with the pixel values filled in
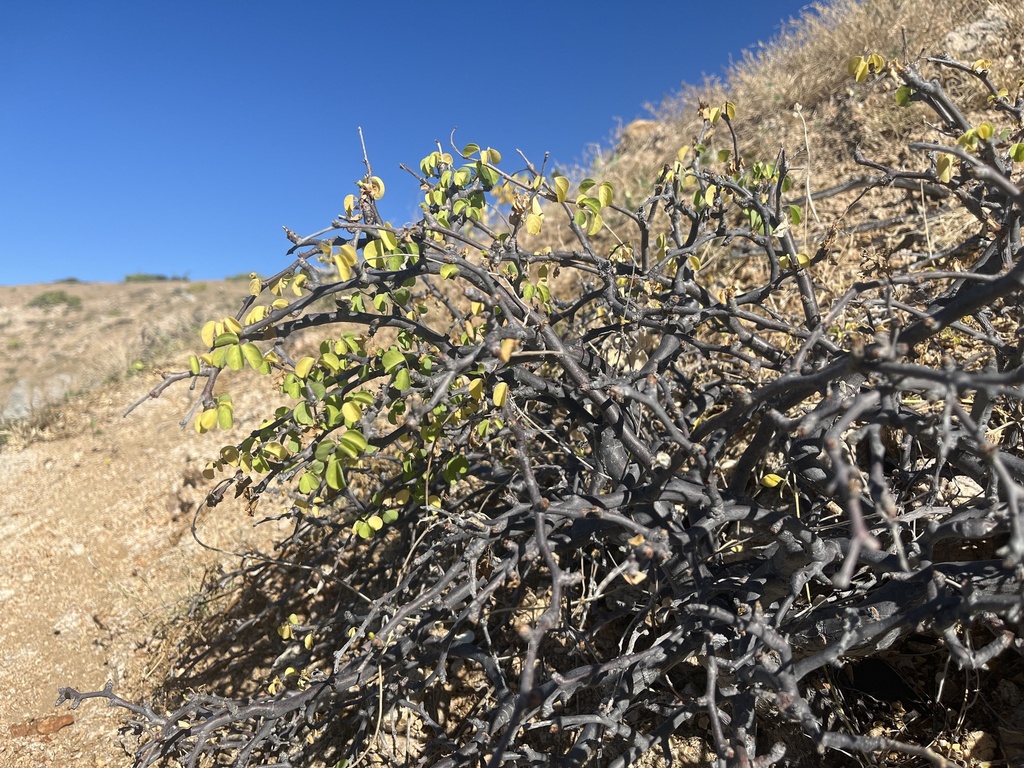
left=293, top=401, right=314, bottom=426
left=394, top=367, right=412, bottom=391
left=325, top=457, right=345, bottom=490
left=382, top=509, right=400, bottom=524
left=214, top=332, right=239, bottom=348
left=578, top=178, right=596, bottom=194
left=381, top=348, right=405, bottom=373
left=217, top=404, right=233, bottom=430
left=225, top=344, right=244, bottom=371
left=295, top=357, right=316, bottom=379
left=895, top=85, right=914, bottom=106
left=242, top=343, right=265, bottom=370
left=440, top=263, right=460, bottom=279
left=298, top=471, right=320, bottom=494
left=364, top=238, right=384, bottom=268
left=1010, top=143, right=1024, bottom=162
left=379, top=229, right=398, bottom=251
left=477, top=163, right=499, bottom=188
left=338, top=429, right=368, bottom=458
left=283, top=373, right=302, bottom=399
left=461, top=142, right=480, bottom=158
left=314, top=440, right=336, bottom=461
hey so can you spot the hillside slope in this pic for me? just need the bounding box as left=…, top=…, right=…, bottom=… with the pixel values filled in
left=3, top=2, right=1024, bottom=765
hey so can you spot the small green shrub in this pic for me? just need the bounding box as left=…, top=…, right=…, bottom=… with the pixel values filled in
left=123, top=273, right=189, bottom=283
left=27, top=290, right=81, bottom=310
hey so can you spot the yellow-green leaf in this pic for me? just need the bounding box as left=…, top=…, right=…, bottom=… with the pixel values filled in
left=937, top=154, right=954, bottom=183
left=217, top=403, right=233, bottom=430
left=325, top=457, right=345, bottom=490
left=381, top=348, right=405, bottom=373
left=242, top=343, right=265, bottom=370
left=342, top=400, right=362, bottom=425
left=379, top=229, right=398, bottom=252
left=364, top=238, right=384, bottom=268
left=197, top=408, right=218, bottom=433
left=394, top=367, right=412, bottom=391
left=200, top=320, right=218, bottom=348
left=493, top=380, right=508, bottom=407
left=848, top=56, right=869, bottom=82
left=295, top=356, right=316, bottom=379
left=553, top=174, right=569, bottom=203
left=225, top=344, right=244, bottom=371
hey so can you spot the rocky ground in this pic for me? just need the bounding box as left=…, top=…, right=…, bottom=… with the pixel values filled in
left=0, top=279, right=286, bottom=766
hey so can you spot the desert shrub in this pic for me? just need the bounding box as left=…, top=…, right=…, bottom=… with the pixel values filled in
left=60, top=51, right=1024, bottom=767
left=27, top=289, right=82, bottom=310
left=124, top=272, right=189, bottom=282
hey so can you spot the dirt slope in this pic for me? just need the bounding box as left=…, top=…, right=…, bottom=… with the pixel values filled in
left=0, top=281, right=286, bottom=766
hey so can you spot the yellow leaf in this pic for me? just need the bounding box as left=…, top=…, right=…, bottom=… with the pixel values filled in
left=342, top=400, right=362, bottom=424
left=498, top=338, right=518, bottom=363
left=723, top=101, right=736, bottom=120
left=493, top=381, right=509, bottom=407
left=937, top=154, right=954, bottom=183
left=200, top=320, right=217, bottom=348
left=379, top=229, right=398, bottom=251
left=848, top=56, right=869, bottom=83
left=364, top=239, right=384, bottom=268
left=295, top=356, right=316, bottom=379
left=760, top=473, right=785, bottom=488
left=248, top=277, right=262, bottom=296
left=468, top=378, right=484, bottom=401
left=343, top=194, right=356, bottom=216
left=245, top=305, right=267, bottom=324
left=367, top=176, right=385, bottom=200
left=198, top=408, right=218, bottom=433
left=553, top=174, right=569, bottom=203
left=333, top=254, right=352, bottom=281
left=525, top=212, right=543, bottom=234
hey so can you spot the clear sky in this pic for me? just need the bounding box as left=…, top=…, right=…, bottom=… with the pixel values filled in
left=1, top=1, right=813, bottom=286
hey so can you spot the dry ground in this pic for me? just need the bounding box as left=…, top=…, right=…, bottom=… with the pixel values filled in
left=0, top=280, right=288, bottom=766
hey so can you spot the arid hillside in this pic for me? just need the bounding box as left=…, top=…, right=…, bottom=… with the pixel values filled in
left=2, top=1, right=1024, bottom=765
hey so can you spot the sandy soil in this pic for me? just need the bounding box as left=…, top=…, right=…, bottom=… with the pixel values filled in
left=0, top=280, right=284, bottom=766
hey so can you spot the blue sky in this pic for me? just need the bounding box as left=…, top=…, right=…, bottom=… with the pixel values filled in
left=1, top=1, right=812, bottom=286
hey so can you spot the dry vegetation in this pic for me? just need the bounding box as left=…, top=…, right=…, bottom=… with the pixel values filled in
left=5, top=2, right=1024, bottom=767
